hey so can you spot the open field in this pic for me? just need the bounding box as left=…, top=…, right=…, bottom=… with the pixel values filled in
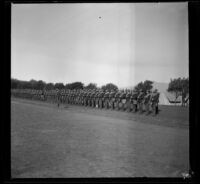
left=11, top=97, right=189, bottom=178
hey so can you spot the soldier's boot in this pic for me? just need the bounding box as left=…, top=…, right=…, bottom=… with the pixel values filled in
left=155, top=105, right=159, bottom=115
left=124, top=103, right=127, bottom=111
left=106, top=101, right=108, bottom=109
left=123, top=103, right=125, bottom=111
left=146, top=104, right=150, bottom=115
left=135, top=104, right=138, bottom=112
left=139, top=103, right=143, bottom=113
left=128, top=104, right=131, bottom=112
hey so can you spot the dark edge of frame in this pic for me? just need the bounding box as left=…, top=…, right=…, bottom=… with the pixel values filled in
left=3, top=0, right=12, bottom=183
left=188, top=1, right=200, bottom=182
left=3, top=0, right=200, bottom=184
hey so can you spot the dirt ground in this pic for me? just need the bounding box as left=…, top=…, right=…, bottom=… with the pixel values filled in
left=11, top=98, right=189, bottom=178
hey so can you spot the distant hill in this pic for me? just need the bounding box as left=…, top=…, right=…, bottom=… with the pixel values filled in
left=152, top=81, right=181, bottom=102
left=152, top=81, right=169, bottom=93
left=121, top=81, right=169, bottom=92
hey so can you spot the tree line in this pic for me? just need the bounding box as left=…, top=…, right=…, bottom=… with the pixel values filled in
left=11, top=78, right=155, bottom=92
left=11, top=77, right=189, bottom=104
left=167, top=77, right=189, bottom=105
left=11, top=78, right=119, bottom=91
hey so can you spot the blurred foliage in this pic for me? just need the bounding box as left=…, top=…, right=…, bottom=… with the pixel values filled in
left=85, top=83, right=97, bottom=90
left=168, top=77, right=189, bottom=105
left=101, top=83, right=118, bottom=92
left=134, top=80, right=153, bottom=93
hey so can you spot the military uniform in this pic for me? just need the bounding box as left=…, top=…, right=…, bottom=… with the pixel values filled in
left=137, top=91, right=145, bottom=112
left=120, top=92, right=126, bottom=111
left=98, top=91, right=104, bottom=109
left=151, top=90, right=160, bottom=115
left=108, top=91, right=115, bottom=109
left=114, top=92, right=120, bottom=110
left=56, top=89, right=61, bottom=107
left=125, top=92, right=131, bottom=111
left=144, top=91, right=151, bottom=114
left=104, top=91, right=110, bottom=109
left=94, top=91, right=99, bottom=108
left=131, top=91, right=138, bottom=112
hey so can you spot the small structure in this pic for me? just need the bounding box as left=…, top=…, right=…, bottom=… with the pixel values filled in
left=158, top=92, right=171, bottom=105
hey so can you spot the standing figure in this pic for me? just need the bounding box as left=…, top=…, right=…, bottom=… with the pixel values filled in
left=56, top=89, right=61, bottom=107
left=104, top=90, right=110, bottom=109
left=137, top=90, right=145, bottom=113
left=132, top=90, right=138, bottom=112
left=151, top=89, right=160, bottom=115
left=108, top=90, right=115, bottom=109
left=114, top=91, right=120, bottom=110
left=119, top=91, right=126, bottom=111
left=125, top=92, right=131, bottom=112
left=144, top=90, right=151, bottom=114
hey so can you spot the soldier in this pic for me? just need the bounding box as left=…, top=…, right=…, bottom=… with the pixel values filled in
left=74, top=90, right=77, bottom=104
left=41, top=88, right=46, bottom=101
left=94, top=90, right=99, bottom=108
left=151, top=89, right=160, bottom=115
left=114, top=91, right=121, bottom=110
left=109, top=90, right=116, bottom=110
left=137, top=89, right=145, bottom=113
left=131, top=90, right=138, bottom=112
left=91, top=90, right=96, bottom=108
left=80, top=90, right=84, bottom=105
left=143, top=90, right=152, bottom=114
left=60, top=89, right=64, bottom=104
left=120, top=90, right=126, bottom=111
left=77, top=90, right=82, bottom=105
left=83, top=90, right=87, bottom=106
left=56, top=89, right=61, bottom=107
left=77, top=89, right=81, bottom=105
left=63, top=89, right=67, bottom=104
left=98, top=90, right=104, bottom=109
left=71, top=90, right=74, bottom=104
left=71, top=90, right=75, bottom=104
left=88, top=90, right=93, bottom=107
left=67, top=90, right=71, bottom=104
left=86, top=90, right=90, bottom=107
left=125, top=91, right=132, bottom=112
left=96, top=90, right=100, bottom=108
left=104, top=90, right=110, bottom=109
left=52, top=89, right=55, bottom=102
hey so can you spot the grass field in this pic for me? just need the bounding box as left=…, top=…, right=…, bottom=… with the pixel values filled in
left=11, top=97, right=189, bottom=178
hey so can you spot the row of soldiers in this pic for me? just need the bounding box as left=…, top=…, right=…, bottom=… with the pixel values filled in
left=11, top=88, right=160, bottom=115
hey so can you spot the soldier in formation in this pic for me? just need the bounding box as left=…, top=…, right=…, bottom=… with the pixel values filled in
left=11, top=87, right=160, bottom=115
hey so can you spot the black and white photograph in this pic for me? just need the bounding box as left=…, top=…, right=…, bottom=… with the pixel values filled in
left=11, top=2, right=189, bottom=178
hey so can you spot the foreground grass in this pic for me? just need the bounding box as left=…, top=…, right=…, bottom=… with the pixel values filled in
left=11, top=98, right=189, bottom=178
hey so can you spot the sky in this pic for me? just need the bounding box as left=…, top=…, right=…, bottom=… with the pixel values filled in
left=11, top=3, right=188, bottom=88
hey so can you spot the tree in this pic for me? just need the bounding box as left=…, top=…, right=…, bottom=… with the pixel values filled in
left=167, top=77, right=189, bottom=106
left=143, top=80, right=153, bottom=91
left=29, top=79, right=38, bottom=89
left=65, top=82, right=84, bottom=90
left=55, top=83, right=65, bottom=89
left=17, top=80, right=29, bottom=89
left=101, top=83, right=118, bottom=92
left=72, top=82, right=84, bottom=89
left=181, top=77, right=189, bottom=106
left=11, top=78, right=19, bottom=89
left=134, top=80, right=153, bottom=92
left=85, top=83, right=97, bottom=90
left=134, top=82, right=144, bottom=92
left=36, top=80, right=46, bottom=90
left=46, top=83, right=55, bottom=90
